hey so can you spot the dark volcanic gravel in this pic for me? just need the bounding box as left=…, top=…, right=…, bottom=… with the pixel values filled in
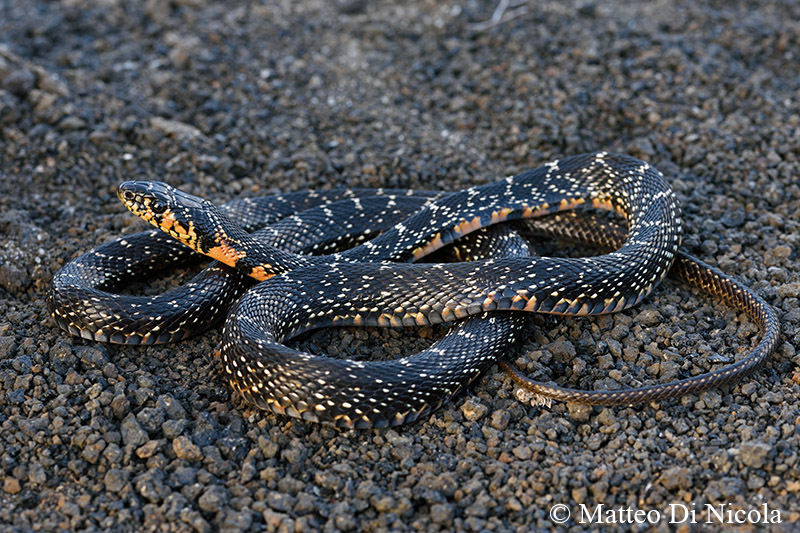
left=2, top=1, right=800, bottom=531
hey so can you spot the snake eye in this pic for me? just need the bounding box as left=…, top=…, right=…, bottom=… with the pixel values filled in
left=122, top=190, right=135, bottom=202
left=150, top=200, right=167, bottom=214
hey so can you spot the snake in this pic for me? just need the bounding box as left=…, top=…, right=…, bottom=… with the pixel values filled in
left=49, top=152, right=779, bottom=428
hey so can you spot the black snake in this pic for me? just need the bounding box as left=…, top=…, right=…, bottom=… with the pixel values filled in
left=49, top=152, right=779, bottom=428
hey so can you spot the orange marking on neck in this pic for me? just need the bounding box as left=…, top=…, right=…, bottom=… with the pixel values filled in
left=249, top=265, right=276, bottom=281
left=171, top=220, right=189, bottom=238
left=206, top=240, right=247, bottom=267
left=159, top=211, right=176, bottom=232
left=164, top=219, right=197, bottom=249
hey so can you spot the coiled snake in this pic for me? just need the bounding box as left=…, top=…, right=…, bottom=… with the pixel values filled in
left=49, top=152, right=779, bottom=428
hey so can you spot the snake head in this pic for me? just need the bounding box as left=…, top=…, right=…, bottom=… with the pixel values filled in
left=118, top=181, right=217, bottom=254
left=118, top=181, right=291, bottom=276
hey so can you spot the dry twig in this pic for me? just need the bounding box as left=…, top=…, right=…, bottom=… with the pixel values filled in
left=468, top=0, right=529, bottom=32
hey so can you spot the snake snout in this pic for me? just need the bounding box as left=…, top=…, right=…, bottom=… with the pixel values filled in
left=117, top=181, right=148, bottom=211
left=119, top=188, right=135, bottom=202
left=118, top=181, right=162, bottom=209
left=117, top=181, right=139, bottom=201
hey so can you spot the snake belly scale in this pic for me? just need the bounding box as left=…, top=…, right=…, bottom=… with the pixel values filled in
left=49, top=152, right=778, bottom=428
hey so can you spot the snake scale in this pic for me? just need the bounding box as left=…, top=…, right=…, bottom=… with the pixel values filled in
left=49, top=152, right=779, bottom=428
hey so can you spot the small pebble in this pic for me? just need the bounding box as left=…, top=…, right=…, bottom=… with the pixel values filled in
left=198, top=485, right=229, bottom=513
left=738, top=441, right=773, bottom=469
left=460, top=398, right=488, bottom=421
left=103, top=469, right=129, bottom=493
left=659, top=466, right=693, bottom=490
left=172, top=436, right=203, bottom=462
left=121, top=414, right=148, bottom=448
left=3, top=477, right=21, bottom=495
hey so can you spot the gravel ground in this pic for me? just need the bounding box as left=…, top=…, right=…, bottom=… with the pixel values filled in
left=1, top=0, right=800, bottom=531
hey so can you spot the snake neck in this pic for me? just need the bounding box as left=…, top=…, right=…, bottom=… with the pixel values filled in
left=162, top=204, right=312, bottom=280
left=202, top=222, right=314, bottom=280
